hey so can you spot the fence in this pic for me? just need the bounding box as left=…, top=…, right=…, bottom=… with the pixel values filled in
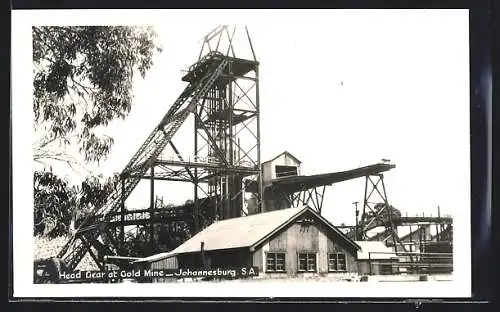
left=367, top=251, right=453, bottom=275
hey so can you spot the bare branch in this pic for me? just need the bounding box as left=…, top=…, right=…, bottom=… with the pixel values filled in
left=33, top=151, right=93, bottom=176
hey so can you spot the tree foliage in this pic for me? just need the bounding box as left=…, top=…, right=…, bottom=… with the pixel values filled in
left=33, top=26, right=162, bottom=164
left=362, top=203, right=402, bottom=225
left=34, top=170, right=119, bottom=238
left=75, top=173, right=120, bottom=222
left=34, top=171, right=75, bottom=237
left=33, top=26, right=162, bottom=238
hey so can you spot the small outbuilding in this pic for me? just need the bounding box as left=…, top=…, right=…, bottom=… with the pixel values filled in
left=257, top=151, right=302, bottom=213
left=135, top=206, right=361, bottom=281
left=355, top=241, right=399, bottom=275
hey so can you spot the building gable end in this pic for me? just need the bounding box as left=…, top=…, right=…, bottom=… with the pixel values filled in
left=250, top=207, right=359, bottom=252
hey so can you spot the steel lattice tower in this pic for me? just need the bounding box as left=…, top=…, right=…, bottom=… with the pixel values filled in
left=46, top=26, right=263, bottom=275
left=147, top=25, right=262, bottom=228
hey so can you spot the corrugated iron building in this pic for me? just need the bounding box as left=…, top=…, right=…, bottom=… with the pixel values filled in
left=134, top=206, right=361, bottom=282
left=355, top=241, right=399, bottom=275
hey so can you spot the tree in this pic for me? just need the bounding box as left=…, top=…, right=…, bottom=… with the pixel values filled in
left=72, top=173, right=121, bottom=227
left=33, top=26, right=162, bottom=165
left=363, top=203, right=402, bottom=224
left=32, top=26, right=162, bottom=237
left=33, top=171, right=76, bottom=237
left=34, top=171, right=119, bottom=238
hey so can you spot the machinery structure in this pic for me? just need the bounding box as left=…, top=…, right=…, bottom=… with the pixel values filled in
left=35, top=25, right=453, bottom=282
left=42, top=26, right=262, bottom=276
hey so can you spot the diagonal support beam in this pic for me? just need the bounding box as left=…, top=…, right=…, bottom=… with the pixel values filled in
left=169, top=141, right=197, bottom=183
left=245, top=25, right=257, bottom=61
left=80, top=235, right=105, bottom=271
left=194, top=113, right=230, bottom=167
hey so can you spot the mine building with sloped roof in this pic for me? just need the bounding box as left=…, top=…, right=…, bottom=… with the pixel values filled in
left=134, top=206, right=361, bottom=282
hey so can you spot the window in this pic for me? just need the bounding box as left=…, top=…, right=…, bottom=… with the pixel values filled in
left=298, top=253, right=316, bottom=272
left=266, top=252, right=286, bottom=272
left=328, top=253, right=347, bottom=271
left=275, top=165, right=298, bottom=178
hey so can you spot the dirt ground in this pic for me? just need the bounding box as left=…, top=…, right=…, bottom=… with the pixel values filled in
left=34, top=237, right=454, bottom=284
left=142, top=274, right=454, bottom=284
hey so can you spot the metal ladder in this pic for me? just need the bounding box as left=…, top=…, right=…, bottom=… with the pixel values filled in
left=57, top=57, right=229, bottom=271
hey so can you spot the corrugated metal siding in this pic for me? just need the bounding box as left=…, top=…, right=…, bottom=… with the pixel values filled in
left=252, top=247, right=263, bottom=272
left=265, top=153, right=301, bottom=181
left=151, top=256, right=178, bottom=270
left=346, top=251, right=357, bottom=272
left=324, top=224, right=357, bottom=273
left=262, top=162, right=273, bottom=186
left=150, top=256, right=179, bottom=283
left=269, top=228, right=287, bottom=251
left=318, top=227, right=329, bottom=273
left=144, top=208, right=360, bottom=280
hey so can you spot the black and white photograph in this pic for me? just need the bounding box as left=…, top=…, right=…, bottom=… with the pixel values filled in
left=12, top=9, right=470, bottom=298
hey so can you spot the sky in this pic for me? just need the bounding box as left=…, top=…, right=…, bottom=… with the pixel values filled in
left=31, top=10, right=470, bottom=226
left=12, top=8, right=472, bottom=298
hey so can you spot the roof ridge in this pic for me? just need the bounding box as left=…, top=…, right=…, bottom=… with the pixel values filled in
left=209, top=206, right=306, bottom=223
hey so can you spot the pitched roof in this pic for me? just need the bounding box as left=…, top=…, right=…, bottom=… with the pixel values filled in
left=174, top=207, right=307, bottom=254
left=355, top=241, right=398, bottom=260
left=135, top=251, right=177, bottom=263
left=135, top=206, right=360, bottom=263
left=262, top=151, right=302, bottom=165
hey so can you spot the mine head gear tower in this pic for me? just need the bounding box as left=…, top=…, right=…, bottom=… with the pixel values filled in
left=188, top=25, right=262, bottom=223
left=53, top=25, right=263, bottom=273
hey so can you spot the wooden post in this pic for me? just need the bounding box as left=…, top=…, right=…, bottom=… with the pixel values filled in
left=437, top=205, right=441, bottom=241
left=369, top=252, right=372, bottom=275
left=428, top=253, right=431, bottom=274
left=201, top=241, right=206, bottom=269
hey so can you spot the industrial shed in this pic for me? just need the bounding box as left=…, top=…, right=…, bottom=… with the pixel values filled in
left=355, top=241, right=399, bottom=275
left=247, top=151, right=303, bottom=214
left=134, top=206, right=361, bottom=281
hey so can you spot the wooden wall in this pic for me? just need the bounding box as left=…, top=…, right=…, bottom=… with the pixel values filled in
left=254, top=211, right=358, bottom=275
left=144, top=256, right=179, bottom=283
left=262, top=162, right=273, bottom=187
left=146, top=212, right=359, bottom=281
left=208, top=248, right=253, bottom=268
left=170, top=248, right=252, bottom=270
left=358, top=260, right=397, bottom=275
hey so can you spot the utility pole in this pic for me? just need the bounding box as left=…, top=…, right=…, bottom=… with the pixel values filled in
left=436, top=205, right=441, bottom=241
left=353, top=201, right=359, bottom=240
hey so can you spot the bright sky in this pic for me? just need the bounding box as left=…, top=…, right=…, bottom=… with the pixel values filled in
left=33, top=10, right=469, bottom=226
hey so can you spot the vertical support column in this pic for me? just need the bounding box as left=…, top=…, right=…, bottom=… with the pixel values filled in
left=227, top=68, right=234, bottom=218
left=368, top=252, right=372, bottom=275
left=149, top=166, right=155, bottom=253
left=380, top=175, right=398, bottom=249
left=200, top=242, right=206, bottom=268
left=419, top=225, right=423, bottom=253
left=409, top=224, right=413, bottom=243
left=194, top=91, right=206, bottom=232
left=194, top=110, right=199, bottom=233
left=437, top=205, right=441, bottom=241
left=353, top=201, right=359, bottom=240
left=120, top=179, right=125, bottom=254
left=255, top=65, right=263, bottom=213
left=360, top=176, right=369, bottom=240
left=228, top=61, right=234, bottom=167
